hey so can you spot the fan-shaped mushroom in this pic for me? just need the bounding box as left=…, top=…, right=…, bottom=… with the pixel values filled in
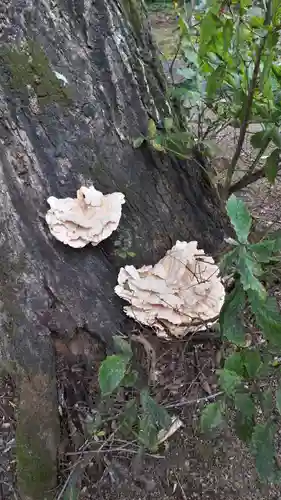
left=46, top=185, right=125, bottom=248
left=115, top=241, right=225, bottom=338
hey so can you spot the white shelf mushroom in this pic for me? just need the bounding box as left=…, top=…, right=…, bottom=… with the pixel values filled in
left=46, top=186, right=125, bottom=248
left=115, top=241, right=225, bottom=338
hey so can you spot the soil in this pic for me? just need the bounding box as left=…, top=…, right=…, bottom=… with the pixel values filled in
left=1, top=6, right=281, bottom=500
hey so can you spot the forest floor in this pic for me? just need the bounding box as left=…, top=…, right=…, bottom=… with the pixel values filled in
left=1, top=6, right=281, bottom=500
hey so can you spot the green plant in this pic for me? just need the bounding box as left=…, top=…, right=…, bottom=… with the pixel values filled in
left=201, top=194, right=281, bottom=482
left=145, top=0, right=281, bottom=198
left=97, top=336, right=172, bottom=451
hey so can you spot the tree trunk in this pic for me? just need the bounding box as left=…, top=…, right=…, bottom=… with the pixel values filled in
left=0, top=0, right=227, bottom=498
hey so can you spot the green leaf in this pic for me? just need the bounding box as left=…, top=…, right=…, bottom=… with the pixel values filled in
left=262, top=388, right=274, bottom=417
left=177, top=67, right=196, bottom=80
left=200, top=401, right=223, bottom=434
left=113, top=336, right=133, bottom=359
left=199, top=12, right=219, bottom=56
left=206, top=66, right=225, bottom=98
left=234, top=412, right=255, bottom=443
left=234, top=391, right=256, bottom=443
left=133, top=136, right=144, bottom=149
left=250, top=238, right=281, bottom=263
left=223, top=19, right=233, bottom=53
left=243, top=350, right=262, bottom=378
left=224, top=352, right=245, bottom=377
left=220, top=283, right=246, bottom=345
left=122, top=370, right=138, bottom=387
left=127, top=251, right=136, bottom=257
left=226, top=194, right=252, bottom=244
left=148, top=119, right=156, bottom=139
left=248, top=291, right=281, bottom=347
left=238, top=247, right=266, bottom=299
left=98, top=354, right=129, bottom=396
left=217, top=369, right=242, bottom=397
left=251, top=421, right=277, bottom=481
left=276, top=386, right=281, bottom=415
left=119, top=398, right=138, bottom=437
left=271, top=127, right=281, bottom=149
left=250, top=130, right=271, bottom=149
left=138, top=389, right=171, bottom=450
left=265, top=148, right=280, bottom=184
left=234, top=392, right=255, bottom=418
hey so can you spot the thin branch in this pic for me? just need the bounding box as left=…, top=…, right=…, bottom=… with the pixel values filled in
left=223, top=0, right=272, bottom=198
left=229, top=165, right=266, bottom=194
left=169, top=34, right=183, bottom=86
left=229, top=137, right=271, bottom=193
left=223, top=46, right=265, bottom=198
left=165, top=391, right=223, bottom=409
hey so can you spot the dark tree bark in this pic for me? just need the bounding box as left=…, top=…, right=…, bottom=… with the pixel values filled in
left=0, top=0, right=228, bottom=498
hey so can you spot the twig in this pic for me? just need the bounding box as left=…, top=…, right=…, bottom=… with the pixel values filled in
left=56, top=458, right=85, bottom=500
left=165, top=391, right=223, bottom=409
left=229, top=138, right=271, bottom=193
left=228, top=165, right=265, bottom=194
left=169, top=34, right=183, bottom=85
left=65, top=448, right=165, bottom=459
left=175, top=472, right=188, bottom=500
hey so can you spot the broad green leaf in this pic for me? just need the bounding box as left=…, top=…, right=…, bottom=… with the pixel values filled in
left=234, top=392, right=255, bottom=418
left=226, top=194, right=252, bottom=243
left=199, top=12, right=219, bottom=56
left=261, top=388, right=274, bottom=417
left=206, top=66, right=225, bottom=98
left=113, top=336, right=132, bottom=359
left=98, top=354, right=129, bottom=396
left=224, top=352, right=245, bottom=377
left=223, top=19, right=233, bottom=53
left=200, top=401, right=223, bottom=434
left=234, top=391, right=255, bottom=443
left=250, top=130, right=271, bottom=149
left=265, top=149, right=280, bottom=184
left=122, top=370, right=138, bottom=387
left=217, top=369, right=242, bottom=397
left=251, top=421, right=277, bottom=481
left=133, top=136, right=144, bottom=149
left=234, top=412, right=255, bottom=443
left=238, top=247, right=266, bottom=299
left=250, top=237, right=281, bottom=263
left=220, top=283, right=246, bottom=345
left=147, top=119, right=156, bottom=139
left=119, top=398, right=138, bottom=437
left=243, top=350, right=262, bottom=378
left=127, top=251, right=136, bottom=257
left=276, top=387, right=281, bottom=415
left=177, top=67, right=196, bottom=80
left=138, top=389, right=171, bottom=450
left=271, top=127, right=281, bottom=149
left=248, top=291, right=281, bottom=346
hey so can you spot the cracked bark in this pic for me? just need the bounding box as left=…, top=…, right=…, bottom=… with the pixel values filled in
left=0, top=0, right=228, bottom=498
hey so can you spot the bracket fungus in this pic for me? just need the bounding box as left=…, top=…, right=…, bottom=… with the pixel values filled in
left=46, top=186, right=125, bottom=248
left=115, top=241, right=225, bottom=339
